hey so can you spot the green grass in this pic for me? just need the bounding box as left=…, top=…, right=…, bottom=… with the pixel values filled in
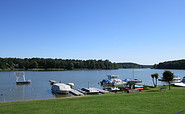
left=1, top=86, right=185, bottom=114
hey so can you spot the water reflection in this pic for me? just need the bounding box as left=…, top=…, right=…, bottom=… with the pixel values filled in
left=51, top=92, right=73, bottom=98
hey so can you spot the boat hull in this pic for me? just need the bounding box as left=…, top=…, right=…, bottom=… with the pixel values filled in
left=51, top=83, right=71, bottom=94
left=51, top=89, right=70, bottom=94
left=173, top=83, right=185, bottom=87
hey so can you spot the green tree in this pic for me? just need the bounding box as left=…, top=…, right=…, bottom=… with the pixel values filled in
left=151, top=73, right=159, bottom=87
left=162, top=71, right=174, bottom=90
left=29, top=61, right=38, bottom=69
left=154, top=73, right=159, bottom=87
left=151, top=74, right=155, bottom=87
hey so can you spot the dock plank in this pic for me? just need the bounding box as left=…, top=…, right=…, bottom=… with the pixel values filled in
left=70, top=89, right=84, bottom=96
left=90, top=88, right=109, bottom=94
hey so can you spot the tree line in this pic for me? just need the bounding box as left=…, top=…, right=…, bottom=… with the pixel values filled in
left=155, top=59, right=185, bottom=69
left=0, top=58, right=118, bottom=70
left=117, top=63, right=153, bottom=68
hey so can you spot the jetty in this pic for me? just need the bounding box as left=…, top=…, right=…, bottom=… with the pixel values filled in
left=49, top=80, right=109, bottom=96
left=90, top=88, right=109, bottom=94
left=78, top=88, right=100, bottom=94
left=70, top=89, right=84, bottom=96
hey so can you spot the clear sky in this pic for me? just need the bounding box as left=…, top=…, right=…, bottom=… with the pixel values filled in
left=0, top=0, right=185, bottom=65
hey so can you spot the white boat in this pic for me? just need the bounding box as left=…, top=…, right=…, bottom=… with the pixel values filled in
left=170, top=76, right=181, bottom=84
left=172, top=77, right=185, bottom=87
left=51, top=83, right=72, bottom=94
left=173, top=82, right=185, bottom=87
left=100, top=75, right=127, bottom=87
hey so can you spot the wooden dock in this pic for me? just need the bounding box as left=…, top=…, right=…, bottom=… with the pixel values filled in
left=70, top=89, right=84, bottom=96
left=14, top=72, right=31, bottom=85
left=16, top=81, right=31, bottom=85
left=90, top=88, right=109, bottom=94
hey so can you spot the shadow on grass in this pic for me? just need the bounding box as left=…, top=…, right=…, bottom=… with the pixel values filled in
left=145, top=90, right=160, bottom=92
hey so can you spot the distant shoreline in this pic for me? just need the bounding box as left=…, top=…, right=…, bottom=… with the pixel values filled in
left=0, top=68, right=119, bottom=71
left=0, top=68, right=154, bottom=71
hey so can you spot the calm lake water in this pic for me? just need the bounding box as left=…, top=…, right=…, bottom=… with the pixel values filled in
left=0, top=68, right=185, bottom=102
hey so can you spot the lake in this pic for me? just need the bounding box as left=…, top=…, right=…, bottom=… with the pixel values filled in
left=0, top=68, right=185, bottom=102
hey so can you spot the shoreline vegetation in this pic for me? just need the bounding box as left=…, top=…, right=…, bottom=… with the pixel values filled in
left=155, top=59, right=185, bottom=69
left=1, top=86, right=185, bottom=113
left=0, top=58, right=118, bottom=71
left=0, top=58, right=153, bottom=71
left=0, top=68, right=118, bottom=71
left=1, top=57, right=185, bottom=71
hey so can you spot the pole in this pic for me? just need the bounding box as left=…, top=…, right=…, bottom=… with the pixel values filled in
left=133, top=69, right=135, bottom=79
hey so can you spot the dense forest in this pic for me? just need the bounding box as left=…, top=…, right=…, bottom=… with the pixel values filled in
left=0, top=58, right=118, bottom=70
left=155, top=59, right=185, bottom=69
left=117, top=63, right=143, bottom=68
left=117, top=63, right=153, bottom=68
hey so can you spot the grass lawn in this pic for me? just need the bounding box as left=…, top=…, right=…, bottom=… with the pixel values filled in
left=0, top=86, right=185, bottom=114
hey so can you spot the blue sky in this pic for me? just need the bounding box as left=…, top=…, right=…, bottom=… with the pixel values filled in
left=0, top=0, right=185, bottom=65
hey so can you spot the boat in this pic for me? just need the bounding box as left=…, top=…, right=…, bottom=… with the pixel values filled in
left=100, top=75, right=127, bottom=87
left=170, top=76, right=181, bottom=84
left=172, top=76, right=185, bottom=87
left=159, top=76, right=181, bottom=85
left=14, top=72, right=31, bottom=85
left=51, top=83, right=72, bottom=94
left=173, top=82, right=185, bottom=87
left=124, top=84, right=144, bottom=91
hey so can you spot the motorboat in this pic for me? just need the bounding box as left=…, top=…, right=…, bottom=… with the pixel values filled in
left=100, top=75, right=127, bottom=87
left=172, top=76, right=185, bottom=87
left=170, top=76, right=181, bottom=84
left=51, top=83, right=72, bottom=94
left=173, top=82, right=185, bottom=87
left=124, top=84, right=144, bottom=91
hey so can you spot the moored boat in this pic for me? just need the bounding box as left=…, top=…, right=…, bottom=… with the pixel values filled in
left=170, top=76, right=181, bottom=84
left=173, top=82, right=185, bottom=87
left=100, top=75, right=127, bottom=87
left=51, top=83, right=72, bottom=94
